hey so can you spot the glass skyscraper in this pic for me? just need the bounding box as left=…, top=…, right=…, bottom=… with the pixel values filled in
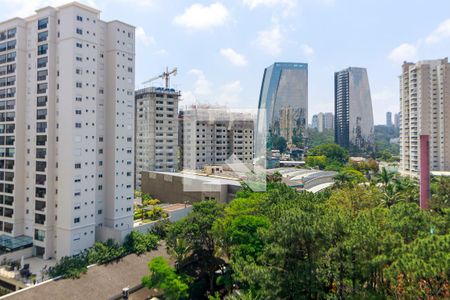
left=257, top=62, right=308, bottom=150
left=334, top=67, right=374, bottom=153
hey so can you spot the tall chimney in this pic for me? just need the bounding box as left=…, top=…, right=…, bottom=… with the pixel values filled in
left=419, top=135, right=430, bottom=209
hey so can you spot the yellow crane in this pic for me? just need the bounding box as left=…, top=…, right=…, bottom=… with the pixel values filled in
left=142, top=67, right=177, bottom=88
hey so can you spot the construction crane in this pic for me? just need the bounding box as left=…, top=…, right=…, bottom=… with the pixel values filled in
left=142, top=67, right=177, bottom=89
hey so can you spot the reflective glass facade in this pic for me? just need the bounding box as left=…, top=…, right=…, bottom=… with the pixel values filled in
left=334, top=67, right=374, bottom=153
left=257, top=62, right=308, bottom=149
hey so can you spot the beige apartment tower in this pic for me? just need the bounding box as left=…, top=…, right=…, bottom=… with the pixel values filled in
left=0, top=2, right=135, bottom=259
left=135, top=87, right=180, bottom=189
left=400, top=58, right=450, bottom=175
left=180, top=107, right=254, bottom=170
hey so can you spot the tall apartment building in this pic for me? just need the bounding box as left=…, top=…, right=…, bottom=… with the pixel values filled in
left=399, top=58, right=450, bottom=175
left=394, top=112, right=400, bottom=128
left=0, top=2, right=135, bottom=259
left=313, top=112, right=334, bottom=133
left=386, top=112, right=393, bottom=127
left=335, top=67, right=374, bottom=153
left=135, top=87, right=180, bottom=189
left=180, top=107, right=254, bottom=170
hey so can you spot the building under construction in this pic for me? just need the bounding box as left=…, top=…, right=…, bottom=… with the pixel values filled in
left=134, top=68, right=180, bottom=189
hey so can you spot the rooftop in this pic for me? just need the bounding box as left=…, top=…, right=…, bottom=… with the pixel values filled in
left=2, top=248, right=172, bottom=300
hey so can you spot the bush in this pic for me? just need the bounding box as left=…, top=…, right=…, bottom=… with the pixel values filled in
left=124, top=231, right=159, bottom=255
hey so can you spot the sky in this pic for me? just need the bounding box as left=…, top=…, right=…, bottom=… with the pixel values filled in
left=2, top=0, right=450, bottom=124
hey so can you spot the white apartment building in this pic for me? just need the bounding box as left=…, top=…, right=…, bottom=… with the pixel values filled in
left=180, top=107, right=254, bottom=170
left=135, top=87, right=180, bottom=189
left=400, top=58, right=450, bottom=175
left=0, top=2, right=135, bottom=260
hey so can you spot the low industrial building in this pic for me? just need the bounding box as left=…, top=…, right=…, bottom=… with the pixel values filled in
left=140, top=171, right=242, bottom=204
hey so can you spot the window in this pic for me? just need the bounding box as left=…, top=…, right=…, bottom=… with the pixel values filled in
left=76, top=28, right=83, bottom=35
left=37, top=83, right=48, bottom=94
left=75, top=122, right=81, bottom=128
left=76, top=82, right=82, bottom=88
left=76, top=56, right=83, bottom=62
left=37, top=44, right=48, bottom=55
left=38, top=31, right=48, bottom=42
left=37, top=96, right=47, bottom=107
left=74, top=217, right=80, bottom=223
left=75, top=163, right=81, bottom=169
left=77, top=15, right=83, bottom=21
left=76, top=68, right=82, bottom=75
left=37, top=57, right=48, bottom=68
left=38, top=18, right=48, bottom=30
left=75, top=109, right=82, bottom=115
left=7, top=28, right=16, bottom=39
left=76, top=42, right=82, bottom=48
left=36, top=109, right=47, bottom=120
left=37, top=70, right=48, bottom=81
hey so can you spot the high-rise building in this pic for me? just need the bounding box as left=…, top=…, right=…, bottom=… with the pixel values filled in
left=386, top=111, right=392, bottom=127
left=134, top=87, right=180, bottom=189
left=324, top=112, right=334, bottom=131
left=180, top=107, right=254, bottom=170
left=311, top=114, right=319, bottom=130
left=394, top=112, right=400, bottom=128
left=0, top=2, right=135, bottom=259
left=257, top=62, right=308, bottom=147
left=311, top=112, right=334, bottom=133
left=399, top=58, right=450, bottom=175
left=334, top=67, right=374, bottom=152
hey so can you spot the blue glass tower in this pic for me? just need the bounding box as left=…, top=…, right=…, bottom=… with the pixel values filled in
left=257, top=62, right=308, bottom=150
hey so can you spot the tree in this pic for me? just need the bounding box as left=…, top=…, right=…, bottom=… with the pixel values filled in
left=375, top=167, right=395, bottom=187
left=167, top=201, right=226, bottom=295
left=305, top=155, right=327, bottom=170
left=308, top=143, right=349, bottom=166
left=386, top=234, right=450, bottom=298
left=271, top=135, right=287, bottom=153
left=123, top=231, right=159, bottom=255
left=142, top=256, right=189, bottom=300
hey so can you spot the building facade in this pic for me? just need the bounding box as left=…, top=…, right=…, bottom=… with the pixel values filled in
left=180, top=107, right=254, bottom=170
left=257, top=62, right=308, bottom=147
left=334, top=67, right=374, bottom=153
left=0, top=2, right=135, bottom=259
left=135, top=87, right=179, bottom=189
left=394, top=112, right=400, bottom=128
left=313, top=112, right=334, bottom=133
left=399, top=58, right=450, bottom=175
left=386, top=111, right=392, bottom=127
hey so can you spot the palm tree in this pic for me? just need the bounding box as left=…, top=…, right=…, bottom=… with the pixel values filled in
left=375, top=167, right=394, bottom=187
left=333, top=172, right=353, bottom=188
left=167, top=238, right=192, bottom=270
left=381, top=183, right=401, bottom=208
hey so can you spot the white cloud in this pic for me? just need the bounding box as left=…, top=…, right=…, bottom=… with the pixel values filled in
left=217, top=80, right=243, bottom=106
left=189, top=69, right=212, bottom=96
left=388, top=43, right=417, bottom=64
left=174, top=2, right=229, bottom=30
left=425, top=19, right=450, bottom=44
left=300, top=43, right=314, bottom=57
left=255, top=23, right=282, bottom=56
left=135, top=26, right=155, bottom=46
left=0, top=0, right=97, bottom=18
left=220, top=48, right=248, bottom=66
left=242, top=0, right=295, bottom=9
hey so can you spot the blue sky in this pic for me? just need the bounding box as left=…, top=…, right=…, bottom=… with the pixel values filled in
left=2, top=0, right=450, bottom=124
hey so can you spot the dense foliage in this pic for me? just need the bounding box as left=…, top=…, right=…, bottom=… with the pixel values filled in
left=142, top=256, right=190, bottom=300
left=49, top=231, right=159, bottom=279
left=307, top=128, right=334, bottom=148
left=161, top=174, right=450, bottom=299
left=374, top=125, right=400, bottom=160
left=306, top=143, right=349, bottom=170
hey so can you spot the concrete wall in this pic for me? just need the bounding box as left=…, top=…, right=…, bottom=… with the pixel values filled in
left=0, top=248, right=33, bottom=263
left=141, top=172, right=240, bottom=204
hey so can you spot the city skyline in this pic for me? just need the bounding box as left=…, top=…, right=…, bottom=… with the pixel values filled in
left=1, top=0, right=450, bottom=124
